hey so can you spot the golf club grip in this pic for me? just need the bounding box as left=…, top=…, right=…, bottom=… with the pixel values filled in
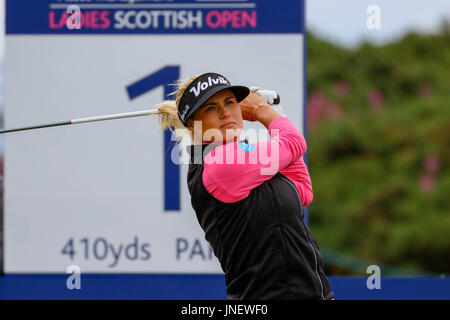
left=272, top=94, right=280, bottom=105
left=251, top=87, right=280, bottom=105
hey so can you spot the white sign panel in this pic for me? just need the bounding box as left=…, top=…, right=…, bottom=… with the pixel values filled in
left=4, top=0, right=305, bottom=273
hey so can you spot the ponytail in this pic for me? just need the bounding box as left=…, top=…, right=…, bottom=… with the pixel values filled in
left=157, top=99, right=190, bottom=142
left=157, top=74, right=201, bottom=143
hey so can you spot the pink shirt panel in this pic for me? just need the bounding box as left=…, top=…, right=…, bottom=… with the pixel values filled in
left=202, top=116, right=313, bottom=206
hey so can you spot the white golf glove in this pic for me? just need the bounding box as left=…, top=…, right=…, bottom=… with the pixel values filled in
left=250, top=87, right=286, bottom=117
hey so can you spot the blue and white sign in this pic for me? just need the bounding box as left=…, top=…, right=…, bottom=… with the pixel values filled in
left=4, top=0, right=305, bottom=273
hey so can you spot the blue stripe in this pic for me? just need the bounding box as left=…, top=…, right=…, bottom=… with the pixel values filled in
left=302, top=0, right=309, bottom=226
left=6, top=0, right=304, bottom=34
left=0, top=274, right=448, bottom=299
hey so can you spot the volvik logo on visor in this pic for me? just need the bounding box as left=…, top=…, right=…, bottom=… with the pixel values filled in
left=177, top=72, right=250, bottom=127
left=189, top=76, right=229, bottom=97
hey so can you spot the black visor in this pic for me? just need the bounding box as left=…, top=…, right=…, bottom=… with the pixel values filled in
left=178, top=72, right=250, bottom=126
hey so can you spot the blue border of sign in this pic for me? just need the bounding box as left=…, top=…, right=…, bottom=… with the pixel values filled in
left=5, top=0, right=304, bottom=34
left=0, top=274, right=449, bottom=300
left=2, top=0, right=449, bottom=300
left=302, top=0, right=310, bottom=226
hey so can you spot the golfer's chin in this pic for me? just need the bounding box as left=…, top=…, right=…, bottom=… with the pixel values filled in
left=221, top=127, right=242, bottom=144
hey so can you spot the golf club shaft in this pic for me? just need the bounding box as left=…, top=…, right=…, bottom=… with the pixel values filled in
left=0, top=109, right=161, bottom=134
left=0, top=89, right=280, bottom=134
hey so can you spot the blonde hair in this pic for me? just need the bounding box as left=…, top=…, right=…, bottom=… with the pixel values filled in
left=157, top=74, right=200, bottom=143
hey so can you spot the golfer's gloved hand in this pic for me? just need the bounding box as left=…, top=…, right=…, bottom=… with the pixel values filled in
left=249, top=87, right=286, bottom=117
left=249, top=87, right=278, bottom=104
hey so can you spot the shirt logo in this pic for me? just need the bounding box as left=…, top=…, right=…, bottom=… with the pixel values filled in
left=237, top=141, right=256, bottom=152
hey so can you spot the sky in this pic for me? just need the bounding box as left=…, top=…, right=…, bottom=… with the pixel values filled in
left=306, top=0, right=450, bottom=47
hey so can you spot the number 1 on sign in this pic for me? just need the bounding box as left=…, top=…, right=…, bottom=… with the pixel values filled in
left=126, top=66, right=181, bottom=211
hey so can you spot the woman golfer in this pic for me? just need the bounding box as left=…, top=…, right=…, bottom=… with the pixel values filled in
left=157, top=72, right=334, bottom=300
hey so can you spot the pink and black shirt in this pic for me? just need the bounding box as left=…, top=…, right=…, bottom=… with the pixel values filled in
left=186, top=116, right=334, bottom=300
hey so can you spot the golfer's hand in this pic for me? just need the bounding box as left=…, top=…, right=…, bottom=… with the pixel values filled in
left=240, top=92, right=271, bottom=122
